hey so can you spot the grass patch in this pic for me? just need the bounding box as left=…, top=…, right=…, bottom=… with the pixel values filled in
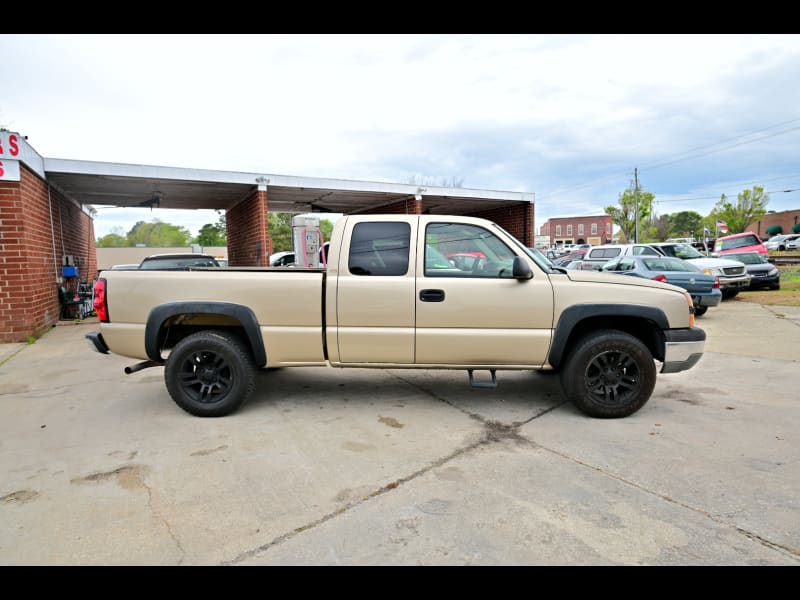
left=736, top=266, right=800, bottom=306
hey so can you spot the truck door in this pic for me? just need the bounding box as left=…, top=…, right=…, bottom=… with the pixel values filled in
left=415, top=221, right=554, bottom=366
left=335, top=217, right=417, bottom=364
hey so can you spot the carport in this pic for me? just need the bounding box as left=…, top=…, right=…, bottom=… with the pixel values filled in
left=45, top=158, right=534, bottom=267
left=0, top=133, right=534, bottom=342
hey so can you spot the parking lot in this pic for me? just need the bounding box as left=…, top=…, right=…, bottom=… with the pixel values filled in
left=1, top=301, right=799, bottom=565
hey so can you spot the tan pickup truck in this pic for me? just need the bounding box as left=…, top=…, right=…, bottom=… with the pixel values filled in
left=87, top=214, right=706, bottom=419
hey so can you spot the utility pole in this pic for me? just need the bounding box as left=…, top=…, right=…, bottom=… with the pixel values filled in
left=633, top=168, right=640, bottom=243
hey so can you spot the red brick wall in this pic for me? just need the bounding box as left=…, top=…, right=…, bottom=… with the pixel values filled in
left=0, top=164, right=97, bottom=342
left=747, top=210, right=800, bottom=237
left=359, top=198, right=422, bottom=215
left=541, top=215, right=613, bottom=245
left=227, top=188, right=270, bottom=266
left=469, top=202, right=534, bottom=247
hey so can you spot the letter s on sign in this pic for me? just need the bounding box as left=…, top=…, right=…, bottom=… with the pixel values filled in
left=9, top=135, right=19, bottom=156
left=0, top=161, right=5, bottom=178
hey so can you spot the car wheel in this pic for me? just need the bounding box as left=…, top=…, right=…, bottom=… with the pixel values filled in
left=779, top=245, right=786, bottom=251
left=560, top=330, right=656, bottom=418
left=694, top=305, right=708, bottom=317
left=164, top=330, right=256, bottom=417
left=770, top=282, right=780, bottom=290
left=722, top=290, right=738, bottom=300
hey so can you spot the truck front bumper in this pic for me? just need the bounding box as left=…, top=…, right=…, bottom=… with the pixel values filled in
left=661, top=327, right=706, bottom=374
left=86, top=331, right=110, bottom=354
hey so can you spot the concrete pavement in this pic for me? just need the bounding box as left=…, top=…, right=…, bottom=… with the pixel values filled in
left=0, top=302, right=798, bottom=565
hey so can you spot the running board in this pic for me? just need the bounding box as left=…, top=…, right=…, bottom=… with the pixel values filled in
left=467, top=369, right=497, bottom=389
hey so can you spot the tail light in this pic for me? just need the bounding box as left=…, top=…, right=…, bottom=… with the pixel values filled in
left=685, top=292, right=695, bottom=327
left=652, top=274, right=667, bottom=282
left=93, top=278, right=109, bottom=322
left=713, top=277, right=720, bottom=289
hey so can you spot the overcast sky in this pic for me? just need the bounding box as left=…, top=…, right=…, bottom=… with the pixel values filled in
left=2, top=34, right=799, bottom=239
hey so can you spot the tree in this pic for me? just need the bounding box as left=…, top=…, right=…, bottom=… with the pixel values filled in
left=195, top=223, right=227, bottom=246
left=96, top=233, right=130, bottom=247
left=127, top=220, right=192, bottom=246
left=605, top=186, right=655, bottom=243
left=649, top=214, right=672, bottom=242
left=669, top=211, right=704, bottom=239
left=710, top=186, right=769, bottom=234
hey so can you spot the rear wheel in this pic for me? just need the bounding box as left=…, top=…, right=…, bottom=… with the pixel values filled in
left=165, top=330, right=256, bottom=417
left=694, top=305, right=708, bottom=317
left=722, top=290, right=739, bottom=300
left=770, top=282, right=780, bottom=290
left=560, top=330, right=656, bottom=418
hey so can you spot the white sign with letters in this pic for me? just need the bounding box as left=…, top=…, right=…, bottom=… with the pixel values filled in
left=0, top=158, right=20, bottom=181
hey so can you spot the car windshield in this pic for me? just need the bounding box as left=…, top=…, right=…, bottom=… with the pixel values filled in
left=491, top=223, right=556, bottom=272
left=658, top=244, right=704, bottom=259
left=643, top=258, right=700, bottom=272
left=725, top=253, right=767, bottom=265
left=140, top=257, right=219, bottom=269
left=717, top=234, right=760, bottom=250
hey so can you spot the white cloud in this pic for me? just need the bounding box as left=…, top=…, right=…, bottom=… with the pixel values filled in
left=2, top=34, right=799, bottom=236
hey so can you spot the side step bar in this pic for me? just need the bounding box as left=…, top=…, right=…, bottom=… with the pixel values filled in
left=467, top=369, right=497, bottom=389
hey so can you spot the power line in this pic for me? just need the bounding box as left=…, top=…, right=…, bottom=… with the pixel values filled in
left=536, top=116, right=800, bottom=200
left=654, top=187, right=799, bottom=205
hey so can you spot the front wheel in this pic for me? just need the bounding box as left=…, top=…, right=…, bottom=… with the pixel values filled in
left=560, top=330, right=656, bottom=418
left=165, top=330, right=256, bottom=417
left=694, top=305, right=708, bottom=317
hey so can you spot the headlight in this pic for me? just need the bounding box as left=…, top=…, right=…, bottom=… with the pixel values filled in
left=703, top=268, right=721, bottom=276
left=768, top=268, right=778, bottom=276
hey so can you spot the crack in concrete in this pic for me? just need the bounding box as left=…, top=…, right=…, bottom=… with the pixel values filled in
left=536, top=444, right=800, bottom=562
left=140, top=476, right=187, bottom=566
left=224, top=371, right=563, bottom=565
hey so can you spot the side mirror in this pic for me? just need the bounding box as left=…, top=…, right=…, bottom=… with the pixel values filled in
left=512, top=256, right=533, bottom=280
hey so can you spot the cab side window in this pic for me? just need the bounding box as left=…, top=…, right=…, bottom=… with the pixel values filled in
left=348, top=222, right=411, bottom=276
left=425, top=223, right=516, bottom=278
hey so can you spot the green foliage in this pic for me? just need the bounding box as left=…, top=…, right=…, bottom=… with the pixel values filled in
left=605, top=187, right=655, bottom=243
left=710, top=186, right=769, bottom=234
left=27, top=336, right=35, bottom=345
left=96, top=233, right=130, bottom=247
left=195, top=223, right=227, bottom=246
left=669, top=211, right=704, bottom=239
left=127, top=220, right=192, bottom=247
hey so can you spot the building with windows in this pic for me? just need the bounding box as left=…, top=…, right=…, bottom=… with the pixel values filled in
left=539, top=215, right=613, bottom=247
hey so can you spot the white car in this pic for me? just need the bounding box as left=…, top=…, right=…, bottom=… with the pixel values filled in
left=765, top=234, right=800, bottom=251
left=787, top=236, right=800, bottom=251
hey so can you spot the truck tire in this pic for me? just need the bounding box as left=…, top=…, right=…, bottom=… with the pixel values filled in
left=694, top=305, right=708, bottom=317
left=560, top=330, right=656, bottom=418
left=164, top=330, right=256, bottom=417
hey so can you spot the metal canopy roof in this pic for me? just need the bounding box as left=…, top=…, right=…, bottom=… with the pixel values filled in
left=43, top=158, right=533, bottom=215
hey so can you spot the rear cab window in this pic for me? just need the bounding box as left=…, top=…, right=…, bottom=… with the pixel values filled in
left=348, top=222, right=411, bottom=276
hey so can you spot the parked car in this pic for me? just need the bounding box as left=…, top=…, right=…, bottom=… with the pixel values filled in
left=582, top=244, right=661, bottom=269
left=713, top=232, right=768, bottom=256
left=138, top=253, right=220, bottom=270
left=788, top=237, right=800, bottom=251
left=765, top=234, right=800, bottom=251
left=719, top=252, right=780, bottom=290
left=109, top=263, right=140, bottom=270
left=269, top=242, right=331, bottom=267
left=649, top=242, right=750, bottom=299
left=602, top=255, right=721, bottom=316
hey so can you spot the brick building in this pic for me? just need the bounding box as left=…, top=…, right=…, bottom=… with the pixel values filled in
left=746, top=209, right=800, bottom=238
left=539, top=215, right=613, bottom=246
left=0, top=131, right=534, bottom=342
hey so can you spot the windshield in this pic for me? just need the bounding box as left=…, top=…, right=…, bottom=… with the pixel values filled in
left=725, top=253, right=767, bottom=265
left=658, top=244, right=704, bottom=259
left=491, top=223, right=555, bottom=272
